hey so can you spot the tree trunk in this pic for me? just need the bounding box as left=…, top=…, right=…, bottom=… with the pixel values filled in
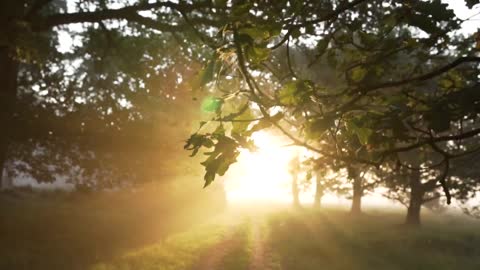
left=348, top=166, right=363, bottom=214
left=0, top=142, right=7, bottom=190
left=405, top=171, right=424, bottom=226
left=351, top=175, right=363, bottom=214
left=292, top=173, right=300, bottom=207
left=289, top=155, right=301, bottom=208
left=0, top=46, right=19, bottom=189
left=314, top=173, right=324, bottom=208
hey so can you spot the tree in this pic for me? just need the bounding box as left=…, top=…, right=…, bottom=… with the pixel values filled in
left=1, top=0, right=221, bottom=187
left=314, top=169, right=326, bottom=208
left=185, top=0, right=480, bottom=225
left=288, top=154, right=301, bottom=207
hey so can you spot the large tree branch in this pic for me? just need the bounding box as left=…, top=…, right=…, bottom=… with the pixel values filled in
left=361, top=56, right=480, bottom=93
left=32, top=1, right=212, bottom=31
left=382, top=127, right=480, bottom=157
left=336, top=57, right=480, bottom=115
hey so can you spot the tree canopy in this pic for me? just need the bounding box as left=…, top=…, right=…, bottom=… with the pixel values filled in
left=2, top=0, right=480, bottom=224
left=184, top=0, right=480, bottom=196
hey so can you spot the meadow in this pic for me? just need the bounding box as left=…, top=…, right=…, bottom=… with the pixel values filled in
left=2, top=190, right=480, bottom=270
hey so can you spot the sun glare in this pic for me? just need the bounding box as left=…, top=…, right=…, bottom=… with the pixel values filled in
left=223, top=131, right=305, bottom=203
left=222, top=131, right=400, bottom=207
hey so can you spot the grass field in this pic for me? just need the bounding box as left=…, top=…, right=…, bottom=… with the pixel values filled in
left=2, top=191, right=480, bottom=270
left=0, top=185, right=225, bottom=270
left=91, top=207, right=480, bottom=270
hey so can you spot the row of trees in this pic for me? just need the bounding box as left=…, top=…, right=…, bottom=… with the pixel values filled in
left=182, top=0, right=480, bottom=225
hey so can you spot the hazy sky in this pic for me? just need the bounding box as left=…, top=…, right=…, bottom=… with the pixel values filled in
left=444, top=0, right=480, bottom=34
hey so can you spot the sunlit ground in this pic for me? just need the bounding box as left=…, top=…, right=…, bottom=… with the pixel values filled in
left=223, top=131, right=397, bottom=207
left=91, top=208, right=480, bottom=270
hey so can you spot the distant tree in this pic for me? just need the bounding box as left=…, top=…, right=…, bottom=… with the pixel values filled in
left=310, top=163, right=343, bottom=208
left=288, top=154, right=301, bottom=207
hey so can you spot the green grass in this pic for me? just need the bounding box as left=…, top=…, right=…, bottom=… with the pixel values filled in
left=92, top=222, right=229, bottom=270
left=0, top=187, right=225, bottom=270
left=267, top=209, right=480, bottom=270
left=93, top=208, right=480, bottom=270
left=2, top=191, right=480, bottom=270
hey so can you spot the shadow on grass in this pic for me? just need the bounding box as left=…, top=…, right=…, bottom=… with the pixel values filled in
left=266, top=208, right=480, bottom=270
left=0, top=188, right=225, bottom=270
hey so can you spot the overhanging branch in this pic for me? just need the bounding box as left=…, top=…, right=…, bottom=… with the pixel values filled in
left=32, top=1, right=213, bottom=31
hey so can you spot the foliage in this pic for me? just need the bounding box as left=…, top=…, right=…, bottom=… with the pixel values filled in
left=1, top=0, right=214, bottom=187
left=2, top=0, right=480, bottom=221
left=178, top=0, right=480, bottom=211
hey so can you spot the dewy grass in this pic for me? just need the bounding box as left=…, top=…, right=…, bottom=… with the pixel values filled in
left=91, top=222, right=230, bottom=270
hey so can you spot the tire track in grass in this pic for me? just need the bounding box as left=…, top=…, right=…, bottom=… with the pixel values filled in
left=189, top=227, right=243, bottom=270
left=248, top=216, right=280, bottom=270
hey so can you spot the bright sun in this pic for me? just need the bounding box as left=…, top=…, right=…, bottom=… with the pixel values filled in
left=222, top=131, right=396, bottom=207
left=223, top=131, right=310, bottom=204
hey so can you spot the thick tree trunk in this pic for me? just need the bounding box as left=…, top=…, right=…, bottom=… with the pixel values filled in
left=0, top=149, right=7, bottom=190
left=0, top=46, right=19, bottom=189
left=406, top=197, right=422, bottom=226
left=351, top=175, right=363, bottom=214
left=348, top=166, right=363, bottom=214
left=405, top=171, right=424, bottom=226
left=314, top=174, right=324, bottom=208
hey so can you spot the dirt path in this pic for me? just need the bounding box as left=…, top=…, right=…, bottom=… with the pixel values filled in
left=190, top=216, right=277, bottom=270
left=248, top=220, right=265, bottom=270
left=189, top=230, right=241, bottom=270
left=248, top=218, right=275, bottom=270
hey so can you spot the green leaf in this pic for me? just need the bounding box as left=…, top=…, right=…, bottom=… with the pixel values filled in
left=184, top=134, right=214, bottom=157
left=277, top=81, right=312, bottom=106
left=201, top=97, right=222, bottom=113
left=305, top=117, right=334, bottom=139
left=246, top=45, right=271, bottom=63
left=382, top=14, right=397, bottom=32
left=231, top=132, right=256, bottom=151
left=231, top=107, right=254, bottom=134
left=350, top=66, right=367, bottom=82
left=201, top=136, right=239, bottom=187
left=346, top=120, right=373, bottom=145
left=358, top=31, right=377, bottom=47
left=356, top=127, right=373, bottom=145
left=278, top=82, right=298, bottom=105
left=239, top=27, right=270, bottom=41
